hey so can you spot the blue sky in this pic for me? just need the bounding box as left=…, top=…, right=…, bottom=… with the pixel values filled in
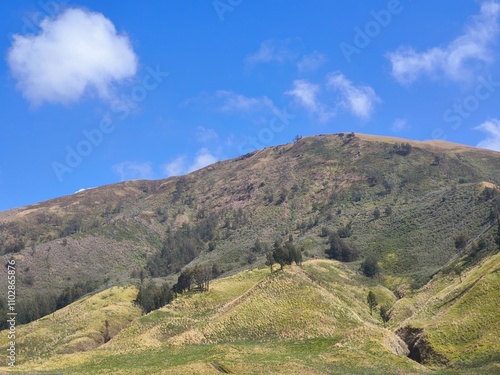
left=1, top=0, right=500, bottom=211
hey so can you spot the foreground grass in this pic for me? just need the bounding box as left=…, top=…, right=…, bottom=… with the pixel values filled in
left=2, top=258, right=499, bottom=374
left=1, top=262, right=422, bottom=374
left=404, top=252, right=500, bottom=368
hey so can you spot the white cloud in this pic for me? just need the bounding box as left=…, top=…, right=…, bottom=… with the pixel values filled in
left=327, top=72, right=381, bottom=120
left=74, top=187, right=95, bottom=194
left=163, top=149, right=218, bottom=177
left=114, top=161, right=153, bottom=181
left=387, top=1, right=500, bottom=84
left=215, top=90, right=277, bottom=113
left=297, top=51, right=328, bottom=73
left=285, top=80, right=334, bottom=122
left=187, top=148, right=218, bottom=173
left=245, top=38, right=302, bottom=66
left=286, top=80, right=320, bottom=111
left=195, top=126, right=218, bottom=143
left=163, top=156, right=186, bottom=177
left=286, top=73, right=380, bottom=122
left=474, top=119, right=500, bottom=151
left=392, top=118, right=408, bottom=132
left=7, top=7, right=138, bottom=106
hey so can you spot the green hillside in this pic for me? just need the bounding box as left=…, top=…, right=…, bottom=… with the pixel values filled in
left=1, top=261, right=421, bottom=374
left=0, top=133, right=499, bottom=373
left=396, top=252, right=500, bottom=368
left=2, top=256, right=499, bottom=374
left=2, top=134, right=499, bottom=301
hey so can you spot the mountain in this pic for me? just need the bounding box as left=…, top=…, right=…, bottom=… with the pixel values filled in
left=0, top=133, right=499, bottom=373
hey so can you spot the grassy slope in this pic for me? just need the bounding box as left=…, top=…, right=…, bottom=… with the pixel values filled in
left=2, top=261, right=425, bottom=375
left=2, top=286, right=141, bottom=365
left=1, top=134, right=499, bottom=300
left=1, top=255, right=499, bottom=374
left=396, top=252, right=500, bottom=369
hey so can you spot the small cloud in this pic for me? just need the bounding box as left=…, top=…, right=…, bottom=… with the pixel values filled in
left=285, top=80, right=334, bottom=122
left=225, top=134, right=235, bottom=147
left=184, top=91, right=277, bottom=120
left=387, top=1, right=500, bottom=84
left=327, top=72, right=381, bottom=120
left=74, top=187, right=95, bottom=194
left=162, top=156, right=187, bottom=177
left=195, top=126, right=218, bottom=143
left=163, top=149, right=218, bottom=177
left=392, top=118, right=408, bottom=132
left=474, top=119, right=500, bottom=151
left=7, top=7, right=138, bottom=106
left=245, top=38, right=302, bottom=66
left=187, top=148, right=218, bottom=173
left=215, top=90, right=277, bottom=113
left=113, top=161, right=153, bottom=181
left=297, top=51, right=328, bottom=73
left=286, top=80, right=321, bottom=112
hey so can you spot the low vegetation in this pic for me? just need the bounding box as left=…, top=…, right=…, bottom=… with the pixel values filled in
left=0, top=133, right=499, bottom=373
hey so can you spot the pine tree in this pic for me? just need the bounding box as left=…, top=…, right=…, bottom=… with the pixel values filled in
left=379, top=305, right=390, bottom=327
left=272, top=240, right=288, bottom=270
left=496, top=216, right=500, bottom=249
left=265, top=251, right=274, bottom=273
left=362, top=255, right=379, bottom=278
left=173, top=269, right=192, bottom=294
left=367, top=291, right=378, bottom=316
left=135, top=280, right=156, bottom=314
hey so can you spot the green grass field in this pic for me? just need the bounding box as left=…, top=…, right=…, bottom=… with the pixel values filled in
left=1, top=255, right=498, bottom=374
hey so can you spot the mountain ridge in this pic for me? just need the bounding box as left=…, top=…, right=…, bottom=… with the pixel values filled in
left=0, top=132, right=498, bottom=322
left=1, top=132, right=497, bottom=215
left=0, top=132, right=499, bottom=373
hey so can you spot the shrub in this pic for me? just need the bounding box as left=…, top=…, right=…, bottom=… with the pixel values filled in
left=362, top=255, right=379, bottom=278
left=454, top=233, right=469, bottom=250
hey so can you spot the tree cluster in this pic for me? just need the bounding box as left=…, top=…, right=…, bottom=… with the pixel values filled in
left=0, top=238, right=25, bottom=255
left=325, top=232, right=360, bottom=262
left=341, top=132, right=356, bottom=145
left=192, top=264, right=212, bottom=291
left=0, top=279, right=100, bottom=328
left=296, top=217, right=319, bottom=234
left=135, top=280, right=173, bottom=314
left=147, top=213, right=219, bottom=277
left=337, top=223, right=352, bottom=238
left=390, top=142, right=412, bottom=156
left=267, top=236, right=303, bottom=272
left=172, top=263, right=216, bottom=294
